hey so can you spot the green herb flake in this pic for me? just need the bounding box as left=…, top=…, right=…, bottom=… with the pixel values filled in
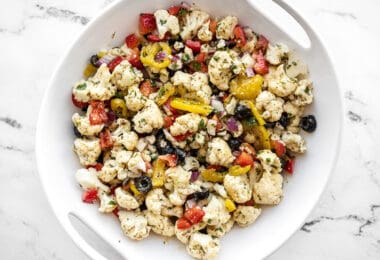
left=178, top=8, right=187, bottom=17
left=245, top=117, right=257, bottom=127
left=191, top=61, right=202, bottom=71
left=198, top=119, right=206, bottom=130
left=76, top=83, right=87, bottom=90
left=160, top=19, right=167, bottom=25
left=181, top=54, right=190, bottom=63
left=108, top=200, right=117, bottom=206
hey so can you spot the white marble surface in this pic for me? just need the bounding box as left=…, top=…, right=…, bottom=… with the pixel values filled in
left=0, top=0, right=379, bottom=259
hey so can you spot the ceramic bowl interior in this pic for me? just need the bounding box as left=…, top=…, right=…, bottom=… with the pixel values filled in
left=36, top=0, right=342, bottom=259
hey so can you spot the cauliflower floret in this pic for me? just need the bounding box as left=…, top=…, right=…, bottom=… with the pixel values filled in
left=154, top=10, right=180, bottom=39
left=216, top=16, right=238, bottom=40
left=197, top=20, right=212, bottom=42
left=180, top=10, right=210, bottom=40
left=175, top=221, right=207, bottom=244
left=257, top=150, right=282, bottom=174
left=241, top=52, right=255, bottom=70
left=165, top=166, right=192, bottom=190
left=75, top=168, right=110, bottom=192
left=183, top=156, right=200, bottom=171
left=189, top=131, right=208, bottom=149
left=111, top=60, right=143, bottom=90
left=163, top=129, right=187, bottom=149
left=73, top=138, right=101, bottom=166
left=112, top=118, right=131, bottom=132
left=224, top=174, right=252, bottom=203
left=208, top=50, right=241, bottom=90
left=113, top=130, right=138, bottom=151
left=186, top=233, right=220, bottom=260
left=267, top=64, right=298, bottom=97
left=255, top=91, right=284, bottom=122
left=233, top=206, right=262, bottom=227
left=241, top=36, right=258, bottom=53
left=72, top=64, right=117, bottom=102
left=213, top=183, right=228, bottom=198
left=206, top=137, right=235, bottom=167
left=207, top=218, right=234, bottom=238
left=253, top=171, right=283, bottom=205
left=203, top=195, right=231, bottom=226
left=119, top=210, right=150, bottom=240
left=98, top=191, right=117, bottom=213
left=283, top=101, right=303, bottom=117
left=265, top=43, right=289, bottom=65
left=145, top=188, right=172, bottom=215
left=281, top=131, right=306, bottom=153
left=162, top=206, right=184, bottom=218
left=145, top=211, right=175, bottom=237
left=124, top=85, right=146, bottom=112
left=292, top=79, right=313, bottom=106
left=285, top=51, right=308, bottom=78
left=115, top=187, right=139, bottom=210
left=225, top=96, right=238, bottom=115
left=128, top=152, right=146, bottom=174
left=72, top=110, right=104, bottom=137
left=133, top=100, right=164, bottom=133
left=98, top=159, right=122, bottom=183
left=170, top=113, right=204, bottom=136
left=171, top=71, right=212, bottom=104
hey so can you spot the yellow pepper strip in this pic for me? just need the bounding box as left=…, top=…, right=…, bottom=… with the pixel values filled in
left=225, top=199, right=236, bottom=212
left=97, top=51, right=106, bottom=58
left=129, top=181, right=141, bottom=196
left=201, top=169, right=225, bottom=183
left=230, top=75, right=263, bottom=100
left=152, top=159, right=166, bottom=187
left=247, top=100, right=266, bottom=126
left=156, top=83, right=176, bottom=105
left=170, top=98, right=213, bottom=116
left=83, top=63, right=97, bottom=78
left=228, top=165, right=251, bottom=176
left=140, top=42, right=172, bottom=69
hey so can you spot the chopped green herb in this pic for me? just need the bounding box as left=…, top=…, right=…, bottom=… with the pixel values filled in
left=305, top=86, right=310, bottom=94
left=213, top=56, right=220, bottom=62
left=198, top=119, right=206, bottom=130
left=190, top=61, right=202, bottom=71
left=108, top=200, right=117, bottom=206
left=245, top=117, right=257, bottom=127
left=292, top=61, right=298, bottom=66
left=159, top=19, right=167, bottom=25
left=76, top=83, right=87, bottom=90
left=181, top=54, right=190, bottom=63
left=178, top=8, right=187, bottom=17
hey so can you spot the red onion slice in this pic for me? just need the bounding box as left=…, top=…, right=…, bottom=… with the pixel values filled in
left=155, top=51, right=167, bottom=61
left=226, top=117, right=239, bottom=132
left=190, top=171, right=200, bottom=182
left=246, top=67, right=255, bottom=77
left=95, top=54, right=115, bottom=67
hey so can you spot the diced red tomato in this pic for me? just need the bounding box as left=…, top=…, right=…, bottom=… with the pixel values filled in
left=125, top=33, right=140, bottom=49
left=285, top=159, right=295, bottom=174
left=140, top=80, right=155, bottom=97
left=241, top=143, right=256, bottom=157
left=173, top=132, right=192, bottom=142
left=100, top=130, right=113, bottom=150
left=145, top=162, right=152, bottom=171
left=211, top=115, right=223, bottom=132
left=163, top=115, right=175, bottom=128
left=158, top=154, right=177, bottom=167
left=253, top=51, right=268, bottom=75
left=89, top=101, right=108, bottom=125
left=71, top=93, right=88, bottom=109
left=185, top=40, right=201, bottom=53
left=195, top=52, right=206, bottom=63
left=112, top=208, right=119, bottom=218
left=139, top=13, right=157, bottom=35
left=233, top=25, right=246, bottom=47
left=184, top=207, right=205, bottom=224
left=188, top=61, right=207, bottom=73
left=255, top=35, right=269, bottom=53
left=127, top=49, right=143, bottom=69
left=86, top=163, right=103, bottom=171
left=146, top=33, right=167, bottom=42
left=163, top=98, right=178, bottom=115
left=177, top=217, right=192, bottom=229
left=271, top=140, right=286, bottom=158
left=108, top=56, right=124, bottom=72
left=209, top=19, right=217, bottom=35
left=82, top=188, right=98, bottom=203
left=235, top=151, right=254, bottom=167
left=220, top=93, right=229, bottom=102
left=168, top=5, right=182, bottom=15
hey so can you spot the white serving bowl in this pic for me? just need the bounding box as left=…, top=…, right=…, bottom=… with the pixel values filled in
left=36, top=0, right=342, bottom=259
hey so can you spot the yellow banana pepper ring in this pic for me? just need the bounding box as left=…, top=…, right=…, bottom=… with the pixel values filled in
left=230, top=75, right=263, bottom=100
left=156, top=83, right=175, bottom=105
left=246, top=101, right=271, bottom=150
left=225, top=199, right=237, bottom=212
left=201, top=169, right=225, bottom=183
left=140, top=42, right=172, bottom=69
left=228, top=165, right=251, bottom=176
left=152, top=159, right=166, bottom=187
left=170, top=98, right=213, bottom=116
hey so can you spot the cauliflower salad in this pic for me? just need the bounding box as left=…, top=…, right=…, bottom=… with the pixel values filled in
left=71, top=3, right=317, bottom=259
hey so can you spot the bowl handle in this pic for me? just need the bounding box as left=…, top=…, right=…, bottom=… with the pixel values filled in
left=65, top=214, right=108, bottom=260
left=271, top=0, right=318, bottom=51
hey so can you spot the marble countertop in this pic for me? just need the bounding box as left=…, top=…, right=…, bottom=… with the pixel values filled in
left=1, top=0, right=379, bottom=259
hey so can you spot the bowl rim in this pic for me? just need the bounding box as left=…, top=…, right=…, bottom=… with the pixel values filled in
left=35, top=0, right=343, bottom=259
